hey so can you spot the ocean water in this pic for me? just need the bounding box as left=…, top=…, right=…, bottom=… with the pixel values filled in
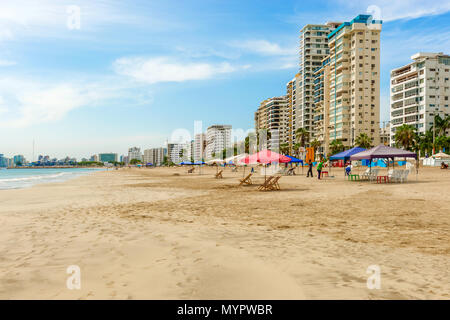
left=0, top=168, right=103, bottom=190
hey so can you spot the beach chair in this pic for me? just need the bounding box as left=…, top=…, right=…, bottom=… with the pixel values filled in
left=187, top=167, right=195, bottom=174
left=267, top=176, right=282, bottom=191
left=258, top=176, right=274, bottom=191
left=360, top=168, right=371, bottom=180
left=369, top=169, right=379, bottom=182
left=394, top=170, right=403, bottom=182
left=215, top=170, right=223, bottom=179
left=399, top=170, right=410, bottom=183
left=238, top=173, right=253, bottom=186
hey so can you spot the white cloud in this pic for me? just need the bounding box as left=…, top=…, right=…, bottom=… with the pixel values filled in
left=0, top=0, right=180, bottom=41
left=360, top=0, right=450, bottom=22
left=0, top=59, right=16, bottom=66
left=113, top=57, right=240, bottom=84
left=0, top=77, right=154, bottom=128
left=230, top=40, right=297, bottom=56
left=287, top=0, right=450, bottom=25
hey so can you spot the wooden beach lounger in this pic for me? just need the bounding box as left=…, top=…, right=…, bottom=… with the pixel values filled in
left=187, top=167, right=195, bottom=174
left=215, top=170, right=223, bottom=179
left=267, top=175, right=282, bottom=191
left=258, top=176, right=274, bottom=191
left=238, top=173, right=253, bottom=186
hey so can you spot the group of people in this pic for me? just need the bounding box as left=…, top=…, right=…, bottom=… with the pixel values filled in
left=306, top=159, right=325, bottom=179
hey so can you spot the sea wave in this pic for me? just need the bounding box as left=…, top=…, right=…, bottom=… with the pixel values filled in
left=0, top=172, right=68, bottom=183
left=0, top=169, right=98, bottom=190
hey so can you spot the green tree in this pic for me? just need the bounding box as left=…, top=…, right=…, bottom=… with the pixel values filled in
left=295, top=128, right=309, bottom=147
left=310, top=139, right=321, bottom=153
left=330, top=139, right=344, bottom=155
left=355, top=133, right=372, bottom=149
left=280, top=143, right=289, bottom=155
left=394, top=124, right=417, bottom=151
left=129, top=159, right=142, bottom=165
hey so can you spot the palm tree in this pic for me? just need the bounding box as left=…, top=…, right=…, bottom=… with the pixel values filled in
left=295, top=128, right=309, bottom=147
left=416, top=130, right=433, bottom=157
left=355, top=133, right=372, bottom=149
left=432, top=114, right=450, bottom=136
left=310, top=139, right=321, bottom=153
left=330, top=139, right=344, bottom=155
left=280, top=143, right=289, bottom=155
left=394, top=124, right=416, bottom=151
left=293, top=142, right=301, bottom=157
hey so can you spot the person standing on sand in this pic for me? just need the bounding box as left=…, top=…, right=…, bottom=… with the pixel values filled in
left=317, top=160, right=324, bottom=180
left=307, top=160, right=313, bottom=178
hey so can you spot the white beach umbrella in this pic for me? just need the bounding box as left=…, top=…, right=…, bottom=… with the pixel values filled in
left=206, top=159, right=225, bottom=165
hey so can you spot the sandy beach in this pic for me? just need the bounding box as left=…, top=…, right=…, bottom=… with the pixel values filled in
left=0, top=166, right=449, bottom=299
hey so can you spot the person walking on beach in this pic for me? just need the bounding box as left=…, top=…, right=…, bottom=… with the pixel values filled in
left=307, top=160, right=313, bottom=178
left=317, top=159, right=324, bottom=180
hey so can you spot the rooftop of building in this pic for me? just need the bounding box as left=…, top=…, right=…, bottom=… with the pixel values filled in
left=328, top=14, right=383, bottom=39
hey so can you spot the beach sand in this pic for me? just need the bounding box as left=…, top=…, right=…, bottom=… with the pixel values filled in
left=0, top=166, right=449, bottom=299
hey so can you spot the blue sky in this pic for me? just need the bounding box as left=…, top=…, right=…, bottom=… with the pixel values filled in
left=1, top=0, right=449, bottom=159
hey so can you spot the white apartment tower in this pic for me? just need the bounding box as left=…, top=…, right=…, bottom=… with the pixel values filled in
left=143, top=147, right=167, bottom=166
left=327, top=15, right=382, bottom=147
left=296, top=22, right=342, bottom=137
left=255, top=96, right=289, bottom=150
left=390, top=52, right=450, bottom=145
left=128, top=147, right=142, bottom=162
left=205, top=125, right=232, bottom=160
left=194, top=133, right=206, bottom=162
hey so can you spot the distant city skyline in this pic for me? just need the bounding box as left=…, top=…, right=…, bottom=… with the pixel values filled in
left=1, top=0, right=449, bottom=159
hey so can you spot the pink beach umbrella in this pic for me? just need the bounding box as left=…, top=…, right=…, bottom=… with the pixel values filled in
left=240, top=150, right=291, bottom=181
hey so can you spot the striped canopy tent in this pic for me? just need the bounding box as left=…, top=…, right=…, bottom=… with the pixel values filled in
left=350, top=145, right=417, bottom=173
left=350, top=145, right=417, bottom=161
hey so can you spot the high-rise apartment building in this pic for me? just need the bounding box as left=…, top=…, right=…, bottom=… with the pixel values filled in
left=380, top=123, right=391, bottom=146
left=296, top=22, right=342, bottom=137
left=128, top=147, right=142, bottom=162
left=255, top=96, right=289, bottom=150
left=327, top=14, right=382, bottom=148
left=167, top=143, right=190, bottom=164
left=205, top=125, right=232, bottom=160
left=390, top=52, right=450, bottom=145
left=143, top=148, right=167, bottom=165
left=313, top=57, right=332, bottom=155
left=194, top=133, right=206, bottom=162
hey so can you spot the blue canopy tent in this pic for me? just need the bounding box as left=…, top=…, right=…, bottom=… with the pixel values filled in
left=286, top=155, right=304, bottom=175
left=330, top=147, right=366, bottom=161
left=180, top=161, right=193, bottom=165
left=193, top=161, right=205, bottom=165
left=286, top=155, right=303, bottom=164
left=329, top=147, right=366, bottom=176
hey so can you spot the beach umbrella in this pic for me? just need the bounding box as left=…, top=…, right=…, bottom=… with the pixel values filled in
left=432, top=152, right=450, bottom=159
left=240, top=150, right=291, bottom=182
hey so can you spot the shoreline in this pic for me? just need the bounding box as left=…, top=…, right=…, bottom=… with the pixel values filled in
left=0, top=167, right=449, bottom=299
